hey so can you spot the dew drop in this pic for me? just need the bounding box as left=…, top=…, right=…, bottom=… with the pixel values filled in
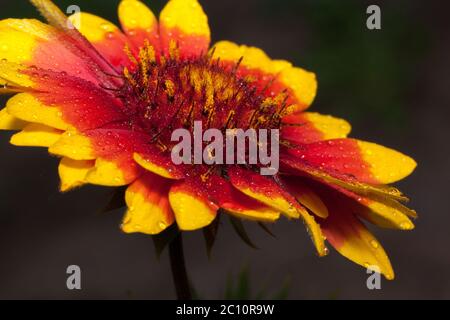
left=159, top=222, right=167, bottom=229
left=370, top=240, right=379, bottom=249
left=100, top=23, right=111, bottom=31
left=400, top=221, right=412, bottom=230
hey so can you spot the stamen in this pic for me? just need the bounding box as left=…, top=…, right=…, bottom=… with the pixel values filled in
left=117, top=41, right=290, bottom=152
left=124, top=44, right=138, bottom=65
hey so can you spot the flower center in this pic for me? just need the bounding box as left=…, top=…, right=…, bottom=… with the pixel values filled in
left=117, top=41, right=288, bottom=150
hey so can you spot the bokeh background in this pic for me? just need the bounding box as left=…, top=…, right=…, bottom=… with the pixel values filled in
left=0, top=0, right=448, bottom=299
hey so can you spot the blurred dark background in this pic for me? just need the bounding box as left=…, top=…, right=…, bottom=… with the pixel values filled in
left=0, top=0, right=448, bottom=299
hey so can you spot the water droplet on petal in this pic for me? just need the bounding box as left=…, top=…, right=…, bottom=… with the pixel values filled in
left=370, top=240, right=379, bottom=249
left=100, top=23, right=111, bottom=31
left=400, top=221, right=412, bottom=230
left=159, top=222, right=167, bottom=229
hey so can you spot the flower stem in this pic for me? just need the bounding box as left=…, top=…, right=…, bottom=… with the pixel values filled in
left=169, top=233, right=192, bottom=300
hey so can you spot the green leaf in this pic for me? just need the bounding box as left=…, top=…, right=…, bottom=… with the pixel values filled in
left=229, top=216, right=258, bottom=250
left=224, top=266, right=252, bottom=300
left=272, top=276, right=291, bottom=300
left=203, top=214, right=221, bottom=259
left=99, top=186, right=127, bottom=214
left=236, top=266, right=251, bottom=300
left=152, top=224, right=179, bottom=259
left=257, top=222, right=277, bottom=238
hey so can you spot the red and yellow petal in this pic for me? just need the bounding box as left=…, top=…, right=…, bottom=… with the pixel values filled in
left=228, top=166, right=301, bottom=219
left=0, top=107, right=27, bottom=130
left=0, top=19, right=99, bottom=84
left=358, top=140, right=417, bottom=184
left=118, top=0, right=160, bottom=51
left=227, top=167, right=327, bottom=256
left=122, top=172, right=175, bottom=235
left=212, top=41, right=317, bottom=112
left=282, top=112, right=351, bottom=144
left=85, top=157, right=138, bottom=187
left=58, top=157, right=95, bottom=192
left=334, top=186, right=416, bottom=230
left=84, top=129, right=148, bottom=185
left=28, top=70, right=126, bottom=131
left=68, top=12, right=132, bottom=68
left=286, top=139, right=417, bottom=185
left=281, top=155, right=409, bottom=202
left=52, top=129, right=146, bottom=186
left=133, top=152, right=185, bottom=180
left=159, top=0, right=210, bottom=58
left=321, top=202, right=395, bottom=280
left=168, top=179, right=218, bottom=231
left=10, top=123, right=62, bottom=147
left=206, top=175, right=280, bottom=222
left=282, top=177, right=329, bottom=219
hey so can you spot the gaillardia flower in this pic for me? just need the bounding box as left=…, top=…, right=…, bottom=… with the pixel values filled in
left=0, top=0, right=417, bottom=280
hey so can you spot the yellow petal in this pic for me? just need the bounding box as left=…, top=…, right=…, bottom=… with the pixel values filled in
left=301, top=210, right=328, bottom=257
left=278, top=66, right=318, bottom=107
left=160, top=0, right=210, bottom=39
left=169, top=183, right=217, bottom=231
left=0, top=107, right=27, bottom=130
left=134, top=153, right=178, bottom=180
left=68, top=12, right=120, bottom=43
left=292, top=185, right=329, bottom=219
left=118, top=0, right=157, bottom=34
left=10, top=123, right=61, bottom=147
left=224, top=206, right=280, bottom=223
left=212, top=41, right=291, bottom=75
left=0, top=19, right=56, bottom=88
left=323, top=210, right=395, bottom=280
left=0, top=19, right=39, bottom=63
left=304, top=112, right=351, bottom=140
left=160, top=0, right=210, bottom=57
left=6, top=93, right=70, bottom=130
left=58, top=157, right=94, bottom=192
left=122, top=174, right=175, bottom=235
left=0, top=60, right=33, bottom=88
left=49, top=131, right=95, bottom=160
left=85, top=158, right=130, bottom=187
left=237, top=187, right=300, bottom=219
left=357, top=141, right=417, bottom=184
left=356, top=198, right=416, bottom=230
